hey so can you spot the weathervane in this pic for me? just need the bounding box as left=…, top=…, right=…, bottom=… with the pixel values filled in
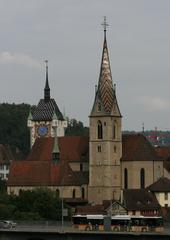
left=101, top=16, right=109, bottom=32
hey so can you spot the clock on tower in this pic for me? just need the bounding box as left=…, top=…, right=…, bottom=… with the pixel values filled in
left=37, top=125, right=48, bottom=137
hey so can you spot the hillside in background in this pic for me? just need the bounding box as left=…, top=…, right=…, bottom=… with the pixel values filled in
left=0, top=103, right=30, bottom=158
left=0, top=103, right=169, bottom=158
left=0, top=103, right=88, bottom=158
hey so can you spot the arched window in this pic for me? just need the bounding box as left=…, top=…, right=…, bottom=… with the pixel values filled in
left=113, top=121, right=117, bottom=139
left=82, top=187, right=85, bottom=199
left=97, top=121, right=103, bottom=139
left=56, top=189, right=60, bottom=198
left=80, top=163, right=83, bottom=172
left=73, top=189, right=76, bottom=198
left=140, top=168, right=145, bottom=189
left=124, top=168, right=128, bottom=189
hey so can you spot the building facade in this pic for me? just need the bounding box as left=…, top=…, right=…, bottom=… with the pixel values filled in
left=88, top=26, right=122, bottom=204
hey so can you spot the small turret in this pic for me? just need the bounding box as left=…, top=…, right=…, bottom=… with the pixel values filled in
left=27, top=107, right=33, bottom=127
left=52, top=111, right=58, bottom=127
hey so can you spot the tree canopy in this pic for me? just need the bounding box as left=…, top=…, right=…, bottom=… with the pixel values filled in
left=0, top=103, right=88, bottom=158
left=0, top=188, right=70, bottom=220
left=0, top=103, right=30, bottom=156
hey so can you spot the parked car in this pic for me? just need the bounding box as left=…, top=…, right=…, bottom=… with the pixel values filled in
left=0, top=220, right=17, bottom=229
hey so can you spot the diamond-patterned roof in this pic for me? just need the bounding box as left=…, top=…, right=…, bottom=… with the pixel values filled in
left=32, top=98, right=63, bottom=121
left=98, top=37, right=114, bottom=113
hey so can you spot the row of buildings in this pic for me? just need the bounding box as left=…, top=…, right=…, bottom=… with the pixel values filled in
left=1, top=23, right=170, bottom=216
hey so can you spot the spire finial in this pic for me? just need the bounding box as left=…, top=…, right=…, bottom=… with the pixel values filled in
left=45, top=59, right=48, bottom=68
left=101, top=16, right=109, bottom=37
left=44, top=59, right=50, bottom=101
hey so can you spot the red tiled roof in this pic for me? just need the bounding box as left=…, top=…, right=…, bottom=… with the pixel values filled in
left=155, top=146, right=170, bottom=158
left=8, top=134, right=162, bottom=187
left=8, top=160, right=51, bottom=186
left=26, top=136, right=89, bottom=162
left=8, top=136, right=89, bottom=187
left=154, top=147, right=170, bottom=173
left=76, top=205, right=106, bottom=215
left=122, top=134, right=162, bottom=161
left=123, top=189, right=160, bottom=211
left=59, top=136, right=89, bottom=162
left=26, top=137, right=53, bottom=161
left=148, top=177, right=170, bottom=192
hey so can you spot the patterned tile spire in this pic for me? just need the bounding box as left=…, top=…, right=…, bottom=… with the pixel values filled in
left=98, top=17, right=114, bottom=113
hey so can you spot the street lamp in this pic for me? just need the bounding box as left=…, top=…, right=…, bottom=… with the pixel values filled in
left=61, top=174, right=71, bottom=231
left=61, top=194, right=64, bottom=230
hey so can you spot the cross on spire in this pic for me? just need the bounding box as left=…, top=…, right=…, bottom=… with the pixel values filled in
left=45, top=59, right=48, bottom=71
left=101, top=16, right=109, bottom=32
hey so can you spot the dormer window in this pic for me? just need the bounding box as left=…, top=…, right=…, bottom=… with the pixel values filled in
left=53, top=152, right=60, bottom=163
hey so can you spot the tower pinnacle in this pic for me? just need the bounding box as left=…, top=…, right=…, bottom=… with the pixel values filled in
left=101, top=16, right=109, bottom=38
left=44, top=60, right=50, bottom=101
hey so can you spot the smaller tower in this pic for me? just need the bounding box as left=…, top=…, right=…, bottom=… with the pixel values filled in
left=27, top=60, right=67, bottom=148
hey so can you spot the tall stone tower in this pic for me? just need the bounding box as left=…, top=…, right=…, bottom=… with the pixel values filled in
left=27, top=60, right=67, bottom=148
left=88, top=18, right=122, bottom=204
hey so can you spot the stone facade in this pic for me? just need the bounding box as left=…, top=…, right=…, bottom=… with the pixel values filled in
left=122, top=160, right=163, bottom=189
left=88, top=30, right=122, bottom=204
left=7, top=184, right=87, bottom=199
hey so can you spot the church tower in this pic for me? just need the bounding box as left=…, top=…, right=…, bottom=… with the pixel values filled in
left=27, top=60, right=67, bottom=148
left=88, top=18, right=122, bottom=204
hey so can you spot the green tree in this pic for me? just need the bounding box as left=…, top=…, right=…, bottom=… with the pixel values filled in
left=66, top=118, right=89, bottom=136
left=0, top=103, right=30, bottom=156
left=6, top=188, right=69, bottom=220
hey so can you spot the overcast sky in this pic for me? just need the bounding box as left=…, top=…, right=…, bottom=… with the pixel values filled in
left=0, top=0, right=170, bottom=131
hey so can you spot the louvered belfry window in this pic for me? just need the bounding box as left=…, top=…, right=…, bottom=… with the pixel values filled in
left=97, top=121, right=103, bottom=139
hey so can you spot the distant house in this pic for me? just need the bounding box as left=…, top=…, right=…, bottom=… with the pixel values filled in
left=155, top=146, right=170, bottom=179
left=148, top=177, right=170, bottom=208
left=76, top=201, right=127, bottom=216
left=0, top=144, right=13, bottom=180
left=123, top=189, right=161, bottom=216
